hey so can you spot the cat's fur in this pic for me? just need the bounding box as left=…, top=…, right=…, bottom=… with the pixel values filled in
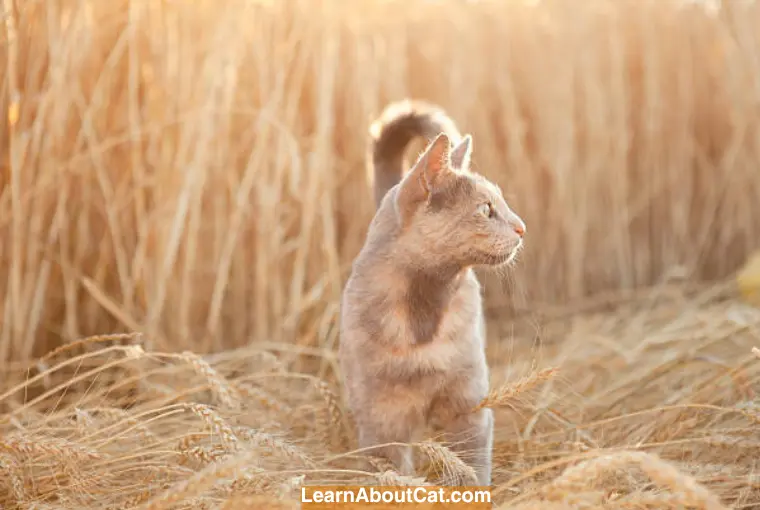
left=338, top=100, right=526, bottom=486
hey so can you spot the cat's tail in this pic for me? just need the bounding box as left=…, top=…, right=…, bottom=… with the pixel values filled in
left=368, top=99, right=462, bottom=208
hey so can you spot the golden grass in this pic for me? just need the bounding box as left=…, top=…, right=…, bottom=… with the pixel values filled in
left=2, top=0, right=760, bottom=361
left=2, top=0, right=760, bottom=507
left=1, top=282, right=758, bottom=508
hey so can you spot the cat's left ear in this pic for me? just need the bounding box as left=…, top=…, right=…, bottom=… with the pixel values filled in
left=395, top=133, right=452, bottom=223
left=449, top=134, right=472, bottom=169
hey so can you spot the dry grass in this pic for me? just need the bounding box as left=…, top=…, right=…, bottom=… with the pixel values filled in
left=1, top=283, right=759, bottom=508
left=2, top=0, right=760, bottom=508
left=2, top=0, right=760, bottom=362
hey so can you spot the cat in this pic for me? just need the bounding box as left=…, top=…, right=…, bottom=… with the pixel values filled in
left=338, top=99, right=526, bottom=486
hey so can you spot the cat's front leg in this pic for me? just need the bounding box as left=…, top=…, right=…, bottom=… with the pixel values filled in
left=429, top=375, right=493, bottom=486
left=353, top=394, right=424, bottom=477
left=437, top=407, right=493, bottom=486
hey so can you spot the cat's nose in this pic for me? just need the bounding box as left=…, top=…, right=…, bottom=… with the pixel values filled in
left=510, top=216, right=526, bottom=237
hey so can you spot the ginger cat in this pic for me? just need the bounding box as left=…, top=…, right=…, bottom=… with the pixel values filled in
left=339, top=100, right=526, bottom=486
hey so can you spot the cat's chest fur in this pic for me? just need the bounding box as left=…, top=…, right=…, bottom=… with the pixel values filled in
left=371, top=269, right=486, bottom=379
left=403, top=269, right=482, bottom=345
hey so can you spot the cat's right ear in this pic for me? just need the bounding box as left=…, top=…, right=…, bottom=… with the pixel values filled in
left=396, top=133, right=452, bottom=221
left=450, top=134, right=472, bottom=169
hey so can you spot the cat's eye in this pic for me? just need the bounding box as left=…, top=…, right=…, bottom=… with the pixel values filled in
left=478, top=202, right=494, bottom=218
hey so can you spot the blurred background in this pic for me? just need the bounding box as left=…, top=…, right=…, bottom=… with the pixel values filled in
left=2, top=0, right=760, bottom=508
left=2, top=0, right=759, bottom=364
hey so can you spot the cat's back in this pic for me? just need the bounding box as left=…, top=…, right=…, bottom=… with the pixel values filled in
left=339, top=193, right=401, bottom=322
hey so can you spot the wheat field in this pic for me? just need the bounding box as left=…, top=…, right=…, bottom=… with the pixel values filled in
left=2, top=0, right=760, bottom=508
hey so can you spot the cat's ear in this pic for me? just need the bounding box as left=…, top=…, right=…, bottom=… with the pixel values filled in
left=449, top=134, right=472, bottom=169
left=416, top=132, right=452, bottom=188
left=396, top=133, right=452, bottom=219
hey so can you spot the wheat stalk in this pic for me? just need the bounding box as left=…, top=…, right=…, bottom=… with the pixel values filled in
left=416, top=440, right=478, bottom=486
left=233, top=427, right=316, bottom=468
left=139, top=450, right=260, bottom=510
left=179, top=352, right=241, bottom=411
left=374, top=469, right=429, bottom=487
left=543, top=451, right=727, bottom=510
left=235, top=383, right=293, bottom=415
left=186, top=403, right=239, bottom=452
left=474, top=367, right=559, bottom=411
left=1, top=435, right=100, bottom=463
left=0, top=452, right=25, bottom=503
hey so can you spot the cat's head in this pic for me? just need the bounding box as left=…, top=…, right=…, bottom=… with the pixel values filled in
left=393, top=133, right=525, bottom=270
